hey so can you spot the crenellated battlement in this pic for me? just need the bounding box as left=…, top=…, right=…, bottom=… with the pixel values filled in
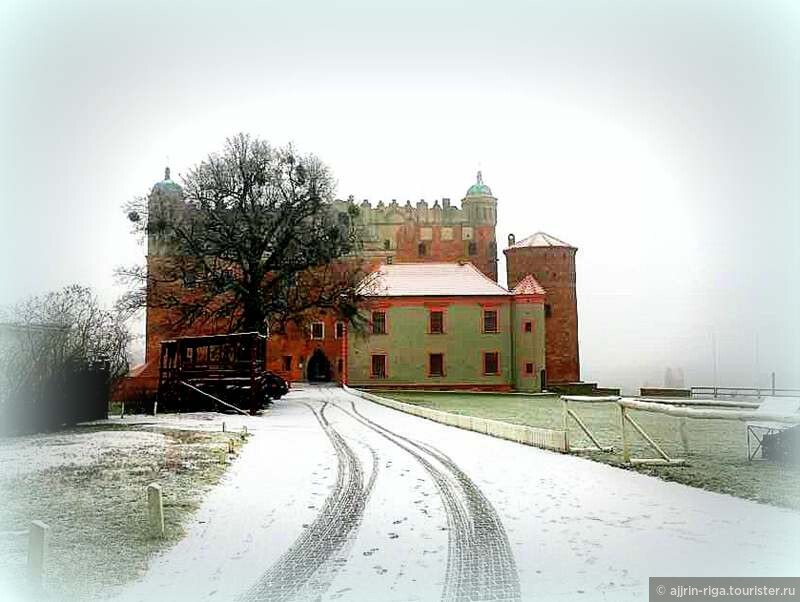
left=333, top=194, right=493, bottom=226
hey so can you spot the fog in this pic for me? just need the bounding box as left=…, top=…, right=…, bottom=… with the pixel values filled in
left=1, top=0, right=797, bottom=393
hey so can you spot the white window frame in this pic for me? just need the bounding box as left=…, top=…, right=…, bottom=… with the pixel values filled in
left=310, top=322, right=325, bottom=340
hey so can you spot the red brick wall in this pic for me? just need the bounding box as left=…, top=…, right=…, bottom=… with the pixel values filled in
left=266, top=316, right=346, bottom=383
left=388, top=223, right=497, bottom=281
left=505, top=246, right=580, bottom=384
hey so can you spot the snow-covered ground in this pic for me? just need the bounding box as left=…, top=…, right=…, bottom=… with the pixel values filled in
left=108, top=386, right=799, bottom=602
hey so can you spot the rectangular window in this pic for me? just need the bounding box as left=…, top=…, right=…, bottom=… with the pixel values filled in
left=371, top=354, right=386, bottom=378
left=282, top=355, right=292, bottom=372
left=468, top=241, right=478, bottom=255
left=483, top=309, right=498, bottom=333
left=429, top=311, right=444, bottom=334
left=545, top=304, right=552, bottom=318
left=335, top=321, right=345, bottom=339
left=372, top=311, right=386, bottom=334
left=310, top=322, right=325, bottom=340
left=418, top=242, right=427, bottom=257
left=429, top=353, right=444, bottom=377
left=524, top=321, right=533, bottom=333
left=525, top=362, right=534, bottom=375
left=483, top=352, right=499, bottom=375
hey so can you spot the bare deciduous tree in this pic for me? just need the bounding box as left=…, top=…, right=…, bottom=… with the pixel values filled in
left=118, top=133, right=372, bottom=333
left=0, top=285, right=131, bottom=408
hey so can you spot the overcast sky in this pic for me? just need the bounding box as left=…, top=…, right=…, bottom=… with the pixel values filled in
left=1, top=0, right=797, bottom=392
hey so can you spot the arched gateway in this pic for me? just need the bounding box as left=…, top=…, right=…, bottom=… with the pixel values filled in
left=306, top=349, right=332, bottom=382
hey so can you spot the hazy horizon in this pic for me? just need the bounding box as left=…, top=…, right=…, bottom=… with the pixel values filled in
left=2, top=0, right=798, bottom=394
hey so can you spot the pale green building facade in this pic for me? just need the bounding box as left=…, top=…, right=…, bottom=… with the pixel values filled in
left=346, top=263, right=546, bottom=392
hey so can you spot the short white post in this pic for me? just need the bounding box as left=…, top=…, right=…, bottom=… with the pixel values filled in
left=120, top=402, right=125, bottom=419
left=147, top=483, right=165, bottom=538
left=27, top=520, right=49, bottom=586
left=561, top=398, right=570, bottom=452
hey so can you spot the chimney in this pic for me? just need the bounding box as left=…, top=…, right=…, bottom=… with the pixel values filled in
left=442, top=197, right=450, bottom=209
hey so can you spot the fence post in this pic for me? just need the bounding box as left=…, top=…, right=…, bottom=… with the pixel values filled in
left=619, top=405, right=630, bottom=464
left=147, top=484, right=165, bottom=538
left=561, top=398, right=570, bottom=452
left=27, top=520, right=49, bottom=587
left=678, top=417, right=690, bottom=454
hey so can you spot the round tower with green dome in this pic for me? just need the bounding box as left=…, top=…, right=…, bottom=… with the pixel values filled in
left=460, top=170, right=498, bottom=279
left=147, top=166, right=184, bottom=257
left=462, top=171, right=497, bottom=225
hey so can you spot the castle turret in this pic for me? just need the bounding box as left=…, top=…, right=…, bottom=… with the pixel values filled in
left=460, top=171, right=498, bottom=281
left=147, top=166, right=183, bottom=257
left=504, top=232, right=579, bottom=385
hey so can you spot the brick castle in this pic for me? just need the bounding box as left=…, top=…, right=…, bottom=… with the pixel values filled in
left=121, top=170, right=580, bottom=396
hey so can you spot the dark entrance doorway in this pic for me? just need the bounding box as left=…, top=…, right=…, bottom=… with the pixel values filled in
left=307, top=349, right=332, bottom=382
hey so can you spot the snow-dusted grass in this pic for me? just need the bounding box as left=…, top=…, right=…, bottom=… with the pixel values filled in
left=378, top=392, right=800, bottom=510
left=0, top=416, right=249, bottom=601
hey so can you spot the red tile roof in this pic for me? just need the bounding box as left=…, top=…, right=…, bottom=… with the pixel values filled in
left=362, top=262, right=511, bottom=297
left=512, top=274, right=547, bottom=295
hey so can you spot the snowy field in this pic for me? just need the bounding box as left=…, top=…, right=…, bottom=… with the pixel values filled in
left=106, top=386, right=800, bottom=602
left=0, top=412, right=257, bottom=602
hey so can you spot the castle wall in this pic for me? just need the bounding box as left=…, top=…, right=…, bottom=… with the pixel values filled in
left=340, top=197, right=498, bottom=281
left=505, top=246, right=580, bottom=384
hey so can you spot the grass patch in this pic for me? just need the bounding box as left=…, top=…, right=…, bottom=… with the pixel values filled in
left=377, top=391, right=800, bottom=510
left=0, top=422, right=247, bottom=600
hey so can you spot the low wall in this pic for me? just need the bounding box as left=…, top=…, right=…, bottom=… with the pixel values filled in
left=345, top=385, right=567, bottom=452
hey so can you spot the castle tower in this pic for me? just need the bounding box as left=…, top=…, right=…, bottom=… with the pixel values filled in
left=145, top=167, right=184, bottom=366
left=504, top=232, right=580, bottom=384
left=460, top=171, right=498, bottom=281
left=147, top=166, right=183, bottom=257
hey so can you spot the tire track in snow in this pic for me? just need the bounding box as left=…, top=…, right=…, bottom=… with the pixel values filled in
left=330, top=397, right=521, bottom=602
left=239, top=395, right=377, bottom=602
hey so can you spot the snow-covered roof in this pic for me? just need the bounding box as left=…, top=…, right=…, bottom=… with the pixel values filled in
left=508, top=232, right=574, bottom=249
left=361, top=262, right=511, bottom=297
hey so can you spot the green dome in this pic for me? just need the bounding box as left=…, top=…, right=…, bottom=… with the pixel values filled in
left=465, top=171, right=492, bottom=197
left=152, top=167, right=182, bottom=195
